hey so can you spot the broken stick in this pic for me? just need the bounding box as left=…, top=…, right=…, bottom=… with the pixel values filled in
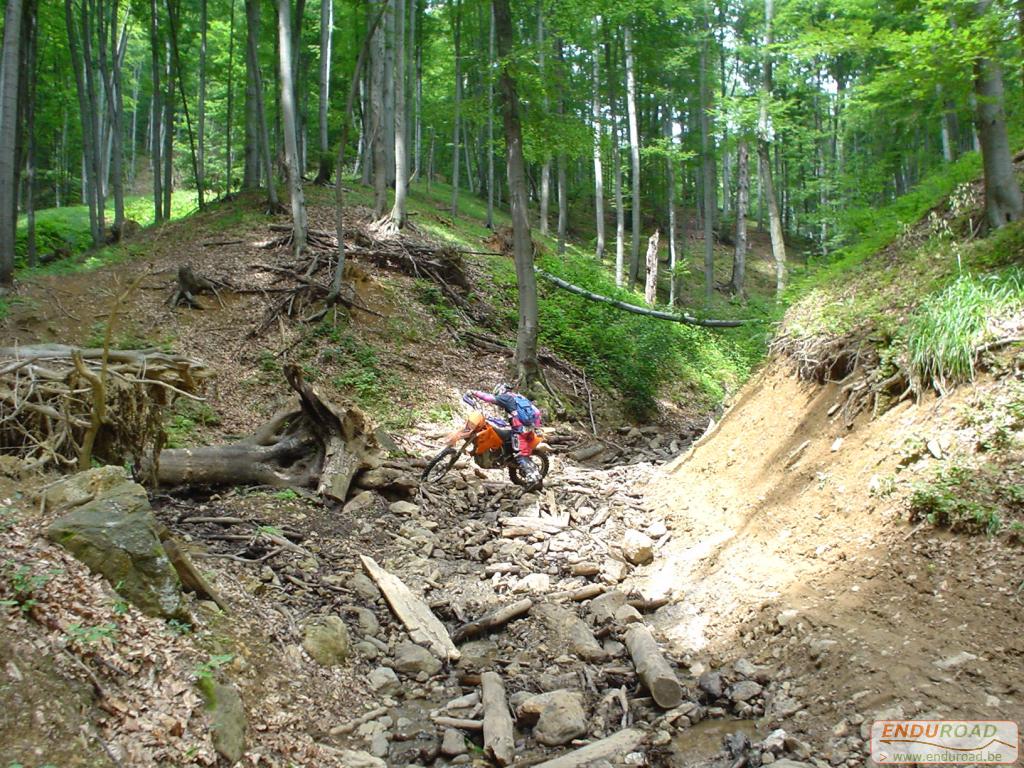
left=452, top=598, right=533, bottom=644
left=481, top=671, right=515, bottom=766
left=624, top=624, right=682, bottom=708
left=360, top=555, right=460, bottom=661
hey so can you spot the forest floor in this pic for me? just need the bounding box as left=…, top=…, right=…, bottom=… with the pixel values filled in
left=1, top=179, right=1021, bottom=767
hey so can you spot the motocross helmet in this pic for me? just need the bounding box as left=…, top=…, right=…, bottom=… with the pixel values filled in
left=493, top=383, right=510, bottom=396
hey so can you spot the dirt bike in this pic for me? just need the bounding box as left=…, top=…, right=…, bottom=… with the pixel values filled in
left=422, top=410, right=551, bottom=489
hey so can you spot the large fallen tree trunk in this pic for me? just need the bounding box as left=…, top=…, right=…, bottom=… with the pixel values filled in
left=149, top=364, right=380, bottom=501
left=535, top=269, right=747, bottom=328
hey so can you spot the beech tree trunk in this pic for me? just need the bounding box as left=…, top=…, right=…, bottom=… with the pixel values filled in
left=729, top=138, right=749, bottom=296
left=388, top=0, right=407, bottom=227
left=556, top=38, right=567, bottom=255
left=537, top=8, right=549, bottom=236
left=450, top=0, right=462, bottom=218
left=624, top=25, right=641, bottom=288
left=314, top=0, right=333, bottom=184
left=643, top=230, right=660, bottom=305
left=0, top=0, right=24, bottom=287
left=974, top=0, right=1024, bottom=230
left=486, top=3, right=495, bottom=229
left=760, top=0, right=786, bottom=295
left=198, top=0, right=207, bottom=201
left=664, top=110, right=678, bottom=306
left=278, top=0, right=307, bottom=255
left=149, top=0, right=164, bottom=219
left=591, top=17, right=605, bottom=261
left=246, top=0, right=278, bottom=208
left=700, top=37, right=715, bottom=304
left=370, top=0, right=387, bottom=215
left=225, top=0, right=237, bottom=193
left=494, top=0, right=539, bottom=387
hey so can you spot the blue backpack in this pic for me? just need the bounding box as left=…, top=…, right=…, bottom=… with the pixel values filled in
left=497, top=392, right=541, bottom=427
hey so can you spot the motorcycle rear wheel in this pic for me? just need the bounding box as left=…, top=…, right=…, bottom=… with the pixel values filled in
left=422, top=447, right=459, bottom=483
left=508, top=454, right=550, bottom=490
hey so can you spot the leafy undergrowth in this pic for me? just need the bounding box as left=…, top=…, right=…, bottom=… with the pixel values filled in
left=15, top=191, right=199, bottom=265
left=339, top=181, right=769, bottom=418
left=909, top=381, right=1024, bottom=537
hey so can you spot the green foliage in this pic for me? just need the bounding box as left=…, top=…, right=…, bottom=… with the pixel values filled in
left=66, top=622, right=118, bottom=647
left=904, top=269, right=1024, bottom=393
left=165, top=399, right=222, bottom=449
left=413, top=279, right=460, bottom=325
left=272, top=489, right=300, bottom=501
left=194, top=653, right=235, bottom=681
left=910, top=464, right=1006, bottom=536
left=0, top=563, right=60, bottom=614
left=531, top=254, right=764, bottom=416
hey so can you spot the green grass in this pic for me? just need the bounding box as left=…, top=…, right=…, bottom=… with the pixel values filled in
left=15, top=191, right=198, bottom=266
left=905, top=268, right=1024, bottom=393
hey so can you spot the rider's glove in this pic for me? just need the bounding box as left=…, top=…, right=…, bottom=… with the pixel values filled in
left=462, top=393, right=476, bottom=406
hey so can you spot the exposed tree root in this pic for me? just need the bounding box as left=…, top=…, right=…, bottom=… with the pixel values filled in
left=166, top=264, right=231, bottom=309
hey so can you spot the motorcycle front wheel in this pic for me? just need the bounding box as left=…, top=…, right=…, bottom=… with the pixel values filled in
left=422, top=447, right=459, bottom=484
left=508, top=454, right=550, bottom=489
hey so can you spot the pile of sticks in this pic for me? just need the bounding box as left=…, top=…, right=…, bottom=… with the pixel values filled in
left=0, top=345, right=209, bottom=470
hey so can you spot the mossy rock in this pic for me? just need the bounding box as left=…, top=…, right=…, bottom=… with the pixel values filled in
left=301, top=615, right=351, bottom=667
left=46, top=480, right=186, bottom=619
left=199, top=678, right=247, bottom=764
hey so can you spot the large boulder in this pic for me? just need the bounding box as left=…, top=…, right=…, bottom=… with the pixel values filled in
left=42, top=465, right=133, bottom=511
left=45, top=480, right=186, bottom=619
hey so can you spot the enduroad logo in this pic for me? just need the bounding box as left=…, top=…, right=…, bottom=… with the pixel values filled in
left=871, top=720, right=1019, bottom=764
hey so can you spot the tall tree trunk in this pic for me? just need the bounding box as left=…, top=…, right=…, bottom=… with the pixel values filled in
left=664, top=109, right=677, bottom=305
left=700, top=37, right=714, bottom=304
left=624, top=25, right=641, bottom=288
left=163, top=39, right=173, bottom=219
left=729, top=138, right=749, bottom=296
left=759, top=0, right=785, bottom=295
left=225, top=0, right=237, bottom=193
left=166, top=0, right=202, bottom=212
left=486, top=3, right=495, bottom=228
left=315, top=0, right=333, bottom=183
left=537, top=6, right=549, bottom=236
left=450, top=0, right=462, bottom=218
left=614, top=118, right=625, bottom=287
left=494, top=0, right=539, bottom=387
left=413, top=0, right=422, bottom=179
left=591, top=17, right=605, bottom=261
left=387, top=0, right=407, bottom=227
left=382, top=0, right=395, bottom=187
left=149, top=0, right=164, bottom=220
left=278, top=0, right=307, bottom=255
left=82, top=1, right=106, bottom=242
left=555, top=38, right=567, bottom=255
left=243, top=0, right=260, bottom=189
left=246, top=0, right=279, bottom=208
left=0, top=0, right=23, bottom=286
left=198, top=0, right=208, bottom=201
left=644, top=229, right=660, bottom=305
left=23, top=0, right=37, bottom=266
left=974, top=0, right=1024, bottom=229
left=369, top=0, right=387, bottom=214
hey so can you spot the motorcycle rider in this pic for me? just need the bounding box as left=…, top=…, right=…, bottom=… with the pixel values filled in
left=463, top=384, right=542, bottom=474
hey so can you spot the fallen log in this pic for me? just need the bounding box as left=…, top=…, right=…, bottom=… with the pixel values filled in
left=150, top=365, right=378, bottom=500
left=530, top=728, right=645, bottom=768
left=481, top=671, right=515, bottom=766
left=535, top=269, right=747, bottom=328
left=451, top=598, right=533, bottom=644
left=360, top=555, right=460, bottom=662
left=624, top=624, right=682, bottom=708
left=431, top=716, right=483, bottom=732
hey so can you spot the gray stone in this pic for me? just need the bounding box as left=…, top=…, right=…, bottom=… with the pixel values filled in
left=614, top=604, right=643, bottom=624
left=302, top=616, right=351, bottom=666
left=389, top=500, right=419, bottom=516
left=763, top=728, right=787, bottom=754
left=698, top=670, right=724, bottom=699
left=343, top=490, right=379, bottom=514
left=934, top=651, right=977, bottom=670
left=353, top=607, right=380, bottom=637
left=354, top=641, right=379, bottom=660
left=730, top=680, right=763, bottom=703
left=588, top=590, right=628, bottom=623
left=518, top=690, right=587, bottom=746
left=348, top=572, right=382, bottom=602
left=621, top=530, right=655, bottom=565
left=368, top=666, right=401, bottom=694
left=43, top=466, right=131, bottom=511
left=392, top=641, right=442, bottom=676
left=200, top=679, right=246, bottom=764
left=776, top=609, right=800, bottom=628
left=46, top=481, right=186, bottom=619
left=339, top=750, right=386, bottom=768
left=441, top=728, right=468, bottom=756
left=734, top=658, right=758, bottom=678
left=600, top=558, right=630, bottom=584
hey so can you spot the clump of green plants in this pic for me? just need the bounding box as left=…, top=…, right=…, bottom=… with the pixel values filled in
left=903, top=268, right=1024, bottom=394
left=413, top=279, right=460, bottom=325
left=165, top=399, right=221, bottom=449
left=66, top=621, right=118, bottom=647
left=0, top=562, right=60, bottom=614
left=910, top=462, right=1022, bottom=536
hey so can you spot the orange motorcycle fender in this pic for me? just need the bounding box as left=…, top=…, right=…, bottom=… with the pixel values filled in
left=473, top=424, right=504, bottom=454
